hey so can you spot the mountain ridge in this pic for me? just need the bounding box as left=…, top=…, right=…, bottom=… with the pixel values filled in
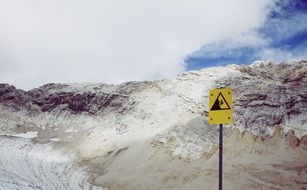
left=0, top=60, right=306, bottom=189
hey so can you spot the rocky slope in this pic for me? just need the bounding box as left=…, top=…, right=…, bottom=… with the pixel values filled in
left=0, top=60, right=306, bottom=190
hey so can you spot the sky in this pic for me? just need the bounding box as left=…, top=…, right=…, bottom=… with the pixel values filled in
left=186, top=0, right=307, bottom=69
left=0, top=0, right=306, bottom=90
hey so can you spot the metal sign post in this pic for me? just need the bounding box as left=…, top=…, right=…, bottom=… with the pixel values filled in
left=208, top=88, right=233, bottom=190
left=219, top=124, right=223, bottom=190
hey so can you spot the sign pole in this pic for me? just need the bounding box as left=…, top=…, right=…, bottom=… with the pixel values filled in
left=208, top=87, right=232, bottom=190
left=219, top=124, right=223, bottom=190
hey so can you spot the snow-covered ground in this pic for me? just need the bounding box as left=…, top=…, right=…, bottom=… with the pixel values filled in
left=0, top=137, right=104, bottom=190
left=0, top=60, right=306, bottom=189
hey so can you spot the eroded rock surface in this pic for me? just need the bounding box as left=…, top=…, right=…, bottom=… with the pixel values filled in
left=216, top=61, right=307, bottom=137
left=0, top=60, right=306, bottom=190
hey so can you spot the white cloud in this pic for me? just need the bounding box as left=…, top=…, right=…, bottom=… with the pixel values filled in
left=255, top=5, right=307, bottom=62
left=263, top=8, right=307, bottom=42
left=189, top=31, right=269, bottom=59
left=0, top=0, right=277, bottom=90
left=258, top=48, right=295, bottom=61
left=257, top=47, right=307, bottom=62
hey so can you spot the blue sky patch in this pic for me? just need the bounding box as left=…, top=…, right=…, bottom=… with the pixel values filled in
left=186, top=0, right=307, bottom=70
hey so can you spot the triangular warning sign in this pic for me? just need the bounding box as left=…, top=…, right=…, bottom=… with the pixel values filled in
left=210, top=92, right=231, bottom=111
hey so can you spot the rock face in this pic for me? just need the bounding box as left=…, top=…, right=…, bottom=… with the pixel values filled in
left=0, top=83, right=133, bottom=115
left=217, top=61, right=307, bottom=137
left=301, top=135, right=307, bottom=150
left=1, top=61, right=306, bottom=137
left=0, top=60, right=306, bottom=190
left=285, top=130, right=300, bottom=148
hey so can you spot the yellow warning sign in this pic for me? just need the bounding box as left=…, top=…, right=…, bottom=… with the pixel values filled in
left=208, top=88, right=232, bottom=125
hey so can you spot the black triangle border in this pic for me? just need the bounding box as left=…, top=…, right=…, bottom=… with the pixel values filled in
left=210, top=92, right=231, bottom=111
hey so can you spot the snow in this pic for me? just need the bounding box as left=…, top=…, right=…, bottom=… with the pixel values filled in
left=0, top=137, right=105, bottom=190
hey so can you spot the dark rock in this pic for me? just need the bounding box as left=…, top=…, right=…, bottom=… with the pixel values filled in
left=285, top=130, right=300, bottom=148
left=0, top=81, right=135, bottom=116
left=301, top=135, right=307, bottom=150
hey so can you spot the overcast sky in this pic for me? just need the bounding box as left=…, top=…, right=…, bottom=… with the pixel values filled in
left=0, top=0, right=306, bottom=90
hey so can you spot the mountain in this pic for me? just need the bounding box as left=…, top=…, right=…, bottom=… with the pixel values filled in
left=0, top=60, right=306, bottom=190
